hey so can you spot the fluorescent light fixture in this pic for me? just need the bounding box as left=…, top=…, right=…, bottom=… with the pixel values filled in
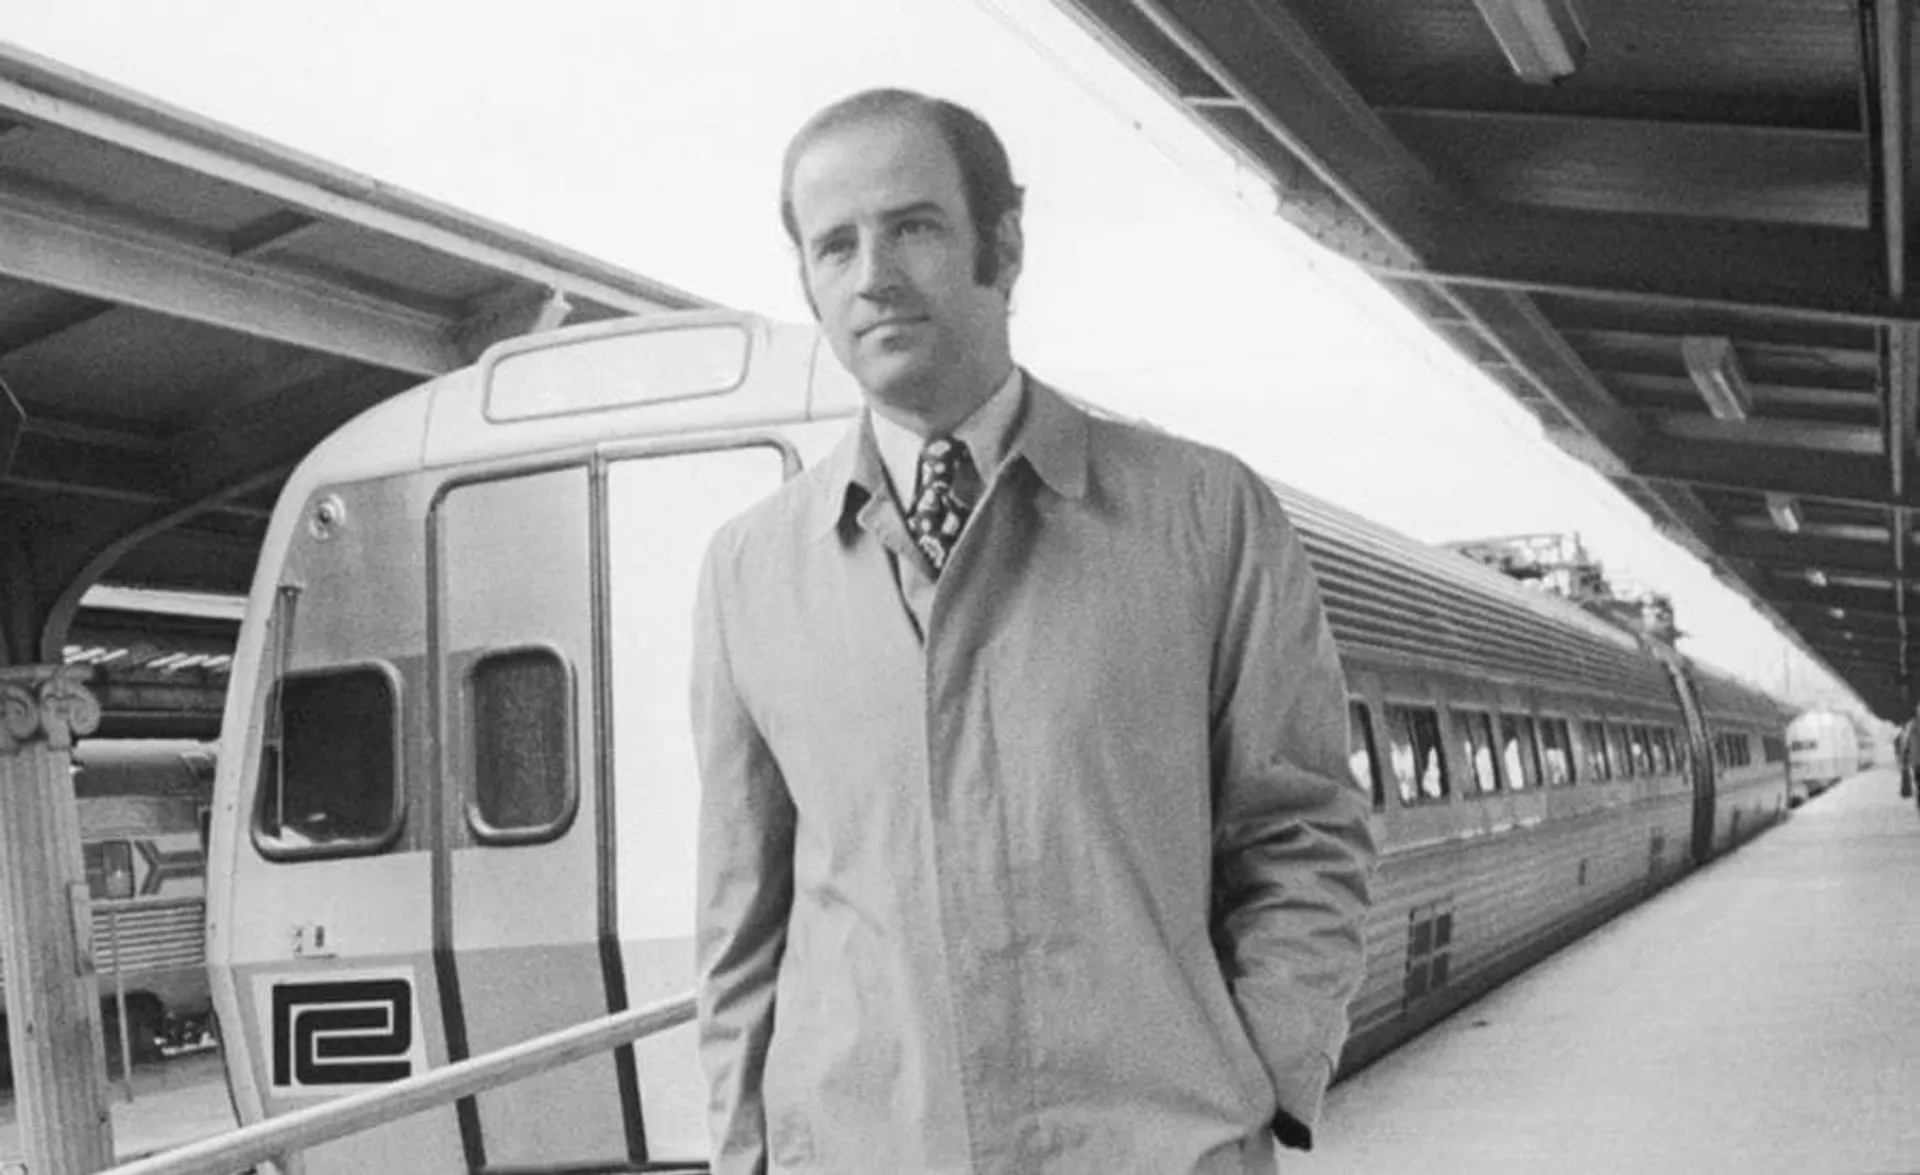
left=1806, top=569, right=1830, bottom=588
left=1681, top=336, right=1754, bottom=422
left=1472, top=0, right=1589, bottom=84
left=1764, top=493, right=1803, bottom=534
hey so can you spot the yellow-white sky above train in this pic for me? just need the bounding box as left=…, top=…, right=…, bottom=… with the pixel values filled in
left=4, top=0, right=1858, bottom=712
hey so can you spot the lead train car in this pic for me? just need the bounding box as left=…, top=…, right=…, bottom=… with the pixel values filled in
left=206, top=312, right=1791, bottom=1173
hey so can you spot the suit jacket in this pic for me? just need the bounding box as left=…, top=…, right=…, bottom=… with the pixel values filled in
left=691, top=378, right=1375, bottom=1174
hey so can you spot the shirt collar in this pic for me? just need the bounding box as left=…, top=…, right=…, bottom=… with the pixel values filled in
left=868, top=365, right=1025, bottom=506
left=813, top=367, right=1088, bottom=540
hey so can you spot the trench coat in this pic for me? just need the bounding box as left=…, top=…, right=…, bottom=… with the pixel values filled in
left=691, top=378, right=1375, bottom=1174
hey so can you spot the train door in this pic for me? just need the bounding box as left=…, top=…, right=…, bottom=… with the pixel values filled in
left=1658, top=656, right=1717, bottom=864
left=433, top=462, right=633, bottom=1170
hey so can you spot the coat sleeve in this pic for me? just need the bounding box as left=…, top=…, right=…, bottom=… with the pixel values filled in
left=1207, top=465, right=1377, bottom=1151
left=691, top=531, right=796, bottom=1175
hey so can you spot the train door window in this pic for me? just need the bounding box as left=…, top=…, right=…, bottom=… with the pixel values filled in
left=254, top=666, right=401, bottom=856
left=1453, top=709, right=1502, bottom=796
left=1348, top=700, right=1384, bottom=811
left=607, top=443, right=790, bottom=946
left=1385, top=704, right=1450, bottom=805
left=1651, top=729, right=1673, bottom=774
left=83, top=841, right=134, bottom=901
left=1538, top=717, right=1575, bottom=785
left=1580, top=720, right=1613, bottom=781
left=1499, top=714, right=1541, bottom=790
left=468, top=647, right=576, bottom=841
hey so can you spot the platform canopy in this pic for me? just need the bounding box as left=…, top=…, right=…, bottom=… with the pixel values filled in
left=0, top=42, right=708, bottom=735
left=1051, top=0, right=1920, bottom=721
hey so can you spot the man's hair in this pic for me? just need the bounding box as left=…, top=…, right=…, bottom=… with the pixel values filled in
left=780, top=88, right=1025, bottom=285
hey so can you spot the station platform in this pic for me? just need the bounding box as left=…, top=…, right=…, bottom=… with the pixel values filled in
left=1297, top=768, right=1920, bottom=1175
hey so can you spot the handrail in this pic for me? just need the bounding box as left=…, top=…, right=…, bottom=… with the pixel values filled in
left=97, top=991, right=697, bottom=1175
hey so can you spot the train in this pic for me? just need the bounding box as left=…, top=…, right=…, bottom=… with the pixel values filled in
left=1, top=739, right=214, bottom=1080
left=1785, top=709, right=1865, bottom=801
left=203, top=311, right=1794, bottom=1172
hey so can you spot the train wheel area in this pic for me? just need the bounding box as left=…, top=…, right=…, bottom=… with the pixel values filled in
left=1295, top=768, right=1920, bottom=1174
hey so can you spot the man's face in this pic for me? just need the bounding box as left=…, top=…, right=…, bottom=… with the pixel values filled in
left=788, top=111, right=1016, bottom=424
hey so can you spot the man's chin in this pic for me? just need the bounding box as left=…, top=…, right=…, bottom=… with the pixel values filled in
left=853, top=357, right=938, bottom=409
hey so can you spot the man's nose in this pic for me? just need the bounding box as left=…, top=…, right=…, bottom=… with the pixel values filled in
left=854, top=234, right=902, bottom=299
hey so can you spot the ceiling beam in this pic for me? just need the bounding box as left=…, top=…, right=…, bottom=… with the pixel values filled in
left=1, top=431, right=175, bottom=506
left=1763, top=579, right=1910, bottom=614
left=1540, top=300, right=1878, bottom=354
left=1649, top=412, right=1884, bottom=455
left=1716, top=531, right=1907, bottom=576
left=0, top=178, right=461, bottom=375
left=1630, top=435, right=1903, bottom=509
left=0, top=294, right=116, bottom=358
left=1609, top=374, right=1877, bottom=421
left=1378, top=208, right=1903, bottom=325
left=1787, top=603, right=1907, bottom=629
left=1730, top=515, right=1892, bottom=543
left=1378, top=107, right=1864, bottom=229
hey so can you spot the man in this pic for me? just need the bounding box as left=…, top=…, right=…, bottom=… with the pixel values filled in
left=1903, top=707, right=1920, bottom=805
left=691, top=88, right=1375, bottom=1174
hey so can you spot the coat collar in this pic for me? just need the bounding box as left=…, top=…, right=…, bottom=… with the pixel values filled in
left=811, top=370, right=1090, bottom=540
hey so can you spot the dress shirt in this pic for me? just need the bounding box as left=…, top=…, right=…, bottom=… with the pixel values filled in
left=866, top=366, right=1025, bottom=630
left=868, top=364, right=1025, bottom=512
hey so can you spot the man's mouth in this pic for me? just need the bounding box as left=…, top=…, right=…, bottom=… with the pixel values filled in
left=858, top=316, right=927, bottom=338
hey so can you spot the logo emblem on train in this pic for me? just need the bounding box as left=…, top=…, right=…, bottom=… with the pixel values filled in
left=263, top=973, right=421, bottom=1092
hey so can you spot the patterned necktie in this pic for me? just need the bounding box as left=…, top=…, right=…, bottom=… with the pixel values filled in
left=908, top=435, right=975, bottom=576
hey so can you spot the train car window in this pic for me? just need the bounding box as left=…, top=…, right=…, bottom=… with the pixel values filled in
left=1627, top=726, right=1654, bottom=777
left=1606, top=725, right=1635, bottom=779
left=1537, top=717, right=1575, bottom=785
left=255, top=666, right=401, bottom=857
left=486, top=321, right=750, bottom=422
left=1453, top=710, right=1502, bottom=796
left=1499, top=714, right=1541, bottom=790
left=1579, top=721, right=1613, bottom=781
left=1386, top=704, right=1450, bottom=805
left=469, top=647, right=575, bottom=841
left=83, top=841, right=135, bottom=901
left=1348, top=700, right=1384, bottom=811
left=1651, top=729, right=1672, bottom=774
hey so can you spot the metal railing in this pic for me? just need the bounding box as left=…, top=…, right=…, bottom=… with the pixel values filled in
left=97, top=992, right=697, bottom=1175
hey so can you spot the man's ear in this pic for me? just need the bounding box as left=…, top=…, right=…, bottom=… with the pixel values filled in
left=991, top=211, right=1024, bottom=298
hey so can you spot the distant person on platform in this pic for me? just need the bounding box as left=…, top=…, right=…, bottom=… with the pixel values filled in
left=689, top=87, right=1376, bottom=1174
left=1903, top=708, right=1920, bottom=806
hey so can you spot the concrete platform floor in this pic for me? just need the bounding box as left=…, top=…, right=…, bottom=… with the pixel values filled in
left=1296, top=768, right=1920, bottom=1175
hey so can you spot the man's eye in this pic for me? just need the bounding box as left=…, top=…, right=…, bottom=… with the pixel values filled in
left=816, top=238, right=853, bottom=262
left=898, top=219, right=935, bottom=238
